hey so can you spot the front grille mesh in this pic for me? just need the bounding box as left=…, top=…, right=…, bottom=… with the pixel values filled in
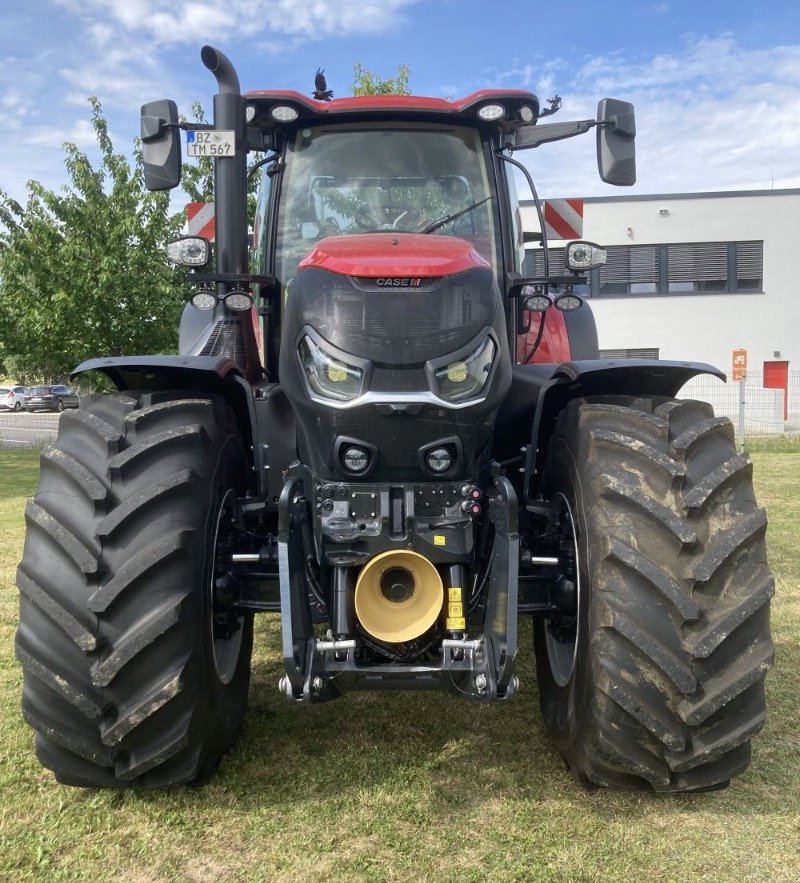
left=199, top=319, right=245, bottom=366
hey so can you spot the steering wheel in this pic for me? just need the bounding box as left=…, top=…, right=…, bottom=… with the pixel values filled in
left=353, top=207, right=380, bottom=230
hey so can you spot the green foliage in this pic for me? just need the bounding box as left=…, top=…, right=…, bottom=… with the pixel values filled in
left=0, top=98, right=186, bottom=381
left=179, top=101, right=215, bottom=204
left=351, top=62, right=411, bottom=96
left=180, top=101, right=261, bottom=221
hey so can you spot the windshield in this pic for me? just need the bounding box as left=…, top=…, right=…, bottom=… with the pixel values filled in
left=274, top=123, right=498, bottom=291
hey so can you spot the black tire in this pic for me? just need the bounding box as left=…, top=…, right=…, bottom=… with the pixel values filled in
left=534, top=396, right=774, bottom=791
left=14, top=401, right=22, bottom=412
left=15, top=391, right=254, bottom=788
left=55, top=398, right=64, bottom=413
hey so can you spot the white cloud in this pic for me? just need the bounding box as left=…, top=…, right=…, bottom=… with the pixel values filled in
left=58, top=0, right=421, bottom=45
left=24, top=118, right=98, bottom=148
left=502, top=35, right=800, bottom=197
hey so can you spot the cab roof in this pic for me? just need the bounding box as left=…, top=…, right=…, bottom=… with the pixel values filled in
left=243, top=88, right=540, bottom=131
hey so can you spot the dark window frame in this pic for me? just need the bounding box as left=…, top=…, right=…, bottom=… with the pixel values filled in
left=526, top=240, right=763, bottom=298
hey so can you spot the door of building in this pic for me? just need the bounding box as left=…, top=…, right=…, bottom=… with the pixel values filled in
left=763, top=360, right=789, bottom=421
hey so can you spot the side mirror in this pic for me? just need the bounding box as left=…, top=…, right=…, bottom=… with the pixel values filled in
left=141, top=99, right=181, bottom=191
left=596, top=99, right=636, bottom=186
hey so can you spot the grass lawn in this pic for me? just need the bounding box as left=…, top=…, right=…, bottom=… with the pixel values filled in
left=0, top=448, right=798, bottom=882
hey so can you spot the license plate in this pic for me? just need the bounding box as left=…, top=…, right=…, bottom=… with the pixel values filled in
left=186, top=130, right=236, bottom=157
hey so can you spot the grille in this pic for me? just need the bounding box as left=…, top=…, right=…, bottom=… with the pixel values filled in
left=199, top=319, right=245, bottom=366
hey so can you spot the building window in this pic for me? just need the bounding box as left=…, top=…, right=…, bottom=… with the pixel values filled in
left=526, top=240, right=763, bottom=297
left=599, top=347, right=660, bottom=360
left=599, top=245, right=658, bottom=295
left=667, top=242, right=728, bottom=293
left=736, top=240, right=763, bottom=291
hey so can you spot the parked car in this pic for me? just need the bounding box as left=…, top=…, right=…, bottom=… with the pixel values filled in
left=0, top=386, right=28, bottom=412
left=24, top=385, right=79, bottom=413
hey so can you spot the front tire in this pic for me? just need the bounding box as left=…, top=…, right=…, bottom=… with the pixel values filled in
left=16, top=392, right=254, bottom=787
left=534, top=396, right=774, bottom=791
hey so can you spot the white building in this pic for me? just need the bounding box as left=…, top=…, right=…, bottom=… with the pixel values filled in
left=521, top=188, right=800, bottom=431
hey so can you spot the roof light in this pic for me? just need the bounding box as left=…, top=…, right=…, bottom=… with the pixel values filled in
left=477, top=103, right=505, bottom=121
left=271, top=105, right=299, bottom=123
left=245, top=104, right=256, bottom=123
left=519, top=105, right=535, bottom=123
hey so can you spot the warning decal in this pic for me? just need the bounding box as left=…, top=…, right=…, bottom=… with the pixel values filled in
left=543, top=198, right=584, bottom=241
left=186, top=202, right=216, bottom=242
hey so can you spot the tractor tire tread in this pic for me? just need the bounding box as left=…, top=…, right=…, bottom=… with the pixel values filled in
left=16, top=392, right=253, bottom=788
left=536, top=394, right=773, bottom=792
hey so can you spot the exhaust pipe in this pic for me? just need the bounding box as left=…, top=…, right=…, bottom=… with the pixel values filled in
left=200, top=45, right=240, bottom=94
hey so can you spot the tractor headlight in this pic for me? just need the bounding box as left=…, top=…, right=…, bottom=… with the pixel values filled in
left=430, top=337, right=495, bottom=403
left=298, top=335, right=365, bottom=402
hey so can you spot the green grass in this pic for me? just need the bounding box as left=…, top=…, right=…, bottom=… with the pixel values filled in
left=744, top=436, right=800, bottom=454
left=1, top=449, right=798, bottom=882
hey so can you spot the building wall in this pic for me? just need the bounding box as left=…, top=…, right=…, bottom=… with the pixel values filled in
left=521, top=190, right=800, bottom=376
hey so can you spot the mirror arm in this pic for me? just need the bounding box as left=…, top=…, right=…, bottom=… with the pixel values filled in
left=499, top=153, right=549, bottom=277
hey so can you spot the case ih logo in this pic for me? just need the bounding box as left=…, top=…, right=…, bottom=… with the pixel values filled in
left=375, top=277, right=422, bottom=287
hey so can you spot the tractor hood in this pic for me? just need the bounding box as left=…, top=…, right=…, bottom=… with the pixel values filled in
left=297, top=233, right=491, bottom=280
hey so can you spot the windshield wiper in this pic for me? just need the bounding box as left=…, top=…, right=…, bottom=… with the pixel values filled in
left=421, top=196, right=492, bottom=234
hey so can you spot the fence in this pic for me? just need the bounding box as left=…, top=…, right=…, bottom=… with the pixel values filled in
left=0, top=411, right=62, bottom=449
left=0, top=372, right=797, bottom=451
left=679, top=371, right=800, bottom=443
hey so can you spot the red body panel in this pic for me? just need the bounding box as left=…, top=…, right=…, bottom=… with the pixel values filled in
left=298, top=233, right=491, bottom=278
left=243, top=89, right=538, bottom=119
left=514, top=310, right=572, bottom=364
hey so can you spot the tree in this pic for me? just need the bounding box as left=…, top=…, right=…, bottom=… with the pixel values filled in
left=0, top=98, right=186, bottom=381
left=351, top=63, right=411, bottom=96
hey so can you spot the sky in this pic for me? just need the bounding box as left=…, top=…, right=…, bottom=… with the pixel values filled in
left=1, top=0, right=800, bottom=206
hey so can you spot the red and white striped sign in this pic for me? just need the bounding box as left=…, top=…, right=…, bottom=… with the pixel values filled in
left=186, top=202, right=216, bottom=241
left=543, top=198, right=584, bottom=241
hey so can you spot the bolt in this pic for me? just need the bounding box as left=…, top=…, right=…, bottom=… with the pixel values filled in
left=475, top=674, right=487, bottom=692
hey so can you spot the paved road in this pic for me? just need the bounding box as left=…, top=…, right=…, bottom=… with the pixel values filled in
left=0, top=410, right=62, bottom=447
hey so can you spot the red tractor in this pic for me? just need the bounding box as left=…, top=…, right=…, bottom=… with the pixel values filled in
left=16, top=47, right=773, bottom=791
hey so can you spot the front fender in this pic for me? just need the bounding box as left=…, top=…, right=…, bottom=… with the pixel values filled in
left=494, top=358, right=724, bottom=501
left=71, top=355, right=263, bottom=491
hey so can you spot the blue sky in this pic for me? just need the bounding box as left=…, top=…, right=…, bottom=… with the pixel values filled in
left=1, top=0, right=799, bottom=205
